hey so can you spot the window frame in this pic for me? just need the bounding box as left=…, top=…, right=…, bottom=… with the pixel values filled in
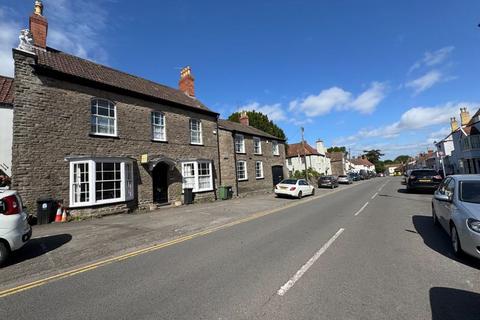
left=181, top=161, right=213, bottom=193
left=272, top=141, right=280, bottom=156
left=255, top=161, right=264, bottom=179
left=190, top=119, right=203, bottom=145
left=69, top=158, right=134, bottom=208
left=237, top=160, right=248, bottom=181
left=152, top=111, right=167, bottom=142
left=235, top=134, right=245, bottom=153
left=90, top=98, right=117, bottom=137
left=253, top=137, right=262, bottom=155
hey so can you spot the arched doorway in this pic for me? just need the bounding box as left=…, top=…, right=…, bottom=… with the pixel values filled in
left=152, top=162, right=169, bottom=203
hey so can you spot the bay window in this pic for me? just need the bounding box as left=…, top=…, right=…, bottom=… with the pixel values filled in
left=69, top=158, right=134, bottom=207
left=181, top=161, right=213, bottom=192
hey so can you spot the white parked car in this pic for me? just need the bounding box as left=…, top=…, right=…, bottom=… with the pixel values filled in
left=0, top=190, right=32, bottom=266
left=275, top=179, right=315, bottom=199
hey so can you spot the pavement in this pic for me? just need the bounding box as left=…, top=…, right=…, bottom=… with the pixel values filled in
left=1, top=177, right=479, bottom=319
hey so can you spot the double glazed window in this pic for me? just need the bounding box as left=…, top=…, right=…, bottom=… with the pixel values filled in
left=91, top=99, right=116, bottom=136
left=181, top=161, right=213, bottom=192
left=190, top=119, right=203, bottom=145
left=235, top=134, right=245, bottom=153
left=272, top=141, right=280, bottom=156
left=237, top=160, right=248, bottom=181
left=255, top=161, right=264, bottom=179
left=70, top=158, right=134, bottom=207
left=253, top=137, right=262, bottom=154
left=152, top=112, right=166, bottom=141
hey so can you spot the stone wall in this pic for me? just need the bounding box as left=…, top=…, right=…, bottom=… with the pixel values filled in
left=12, top=50, right=219, bottom=216
left=218, top=127, right=286, bottom=195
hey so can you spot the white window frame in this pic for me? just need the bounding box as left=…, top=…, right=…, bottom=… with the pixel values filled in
left=235, top=134, right=245, bottom=153
left=272, top=141, right=280, bottom=156
left=237, top=160, right=248, bottom=181
left=90, top=98, right=117, bottom=137
left=152, top=111, right=167, bottom=141
left=253, top=137, right=262, bottom=155
left=181, top=161, right=213, bottom=193
left=190, top=119, right=203, bottom=145
left=69, top=158, right=134, bottom=208
left=255, top=161, right=264, bottom=179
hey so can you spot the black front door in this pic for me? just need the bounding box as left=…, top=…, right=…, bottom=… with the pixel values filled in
left=152, top=162, right=169, bottom=203
left=272, top=165, right=284, bottom=186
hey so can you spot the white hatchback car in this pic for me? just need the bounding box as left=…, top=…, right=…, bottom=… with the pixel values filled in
left=275, top=179, right=315, bottom=199
left=0, top=189, right=32, bottom=266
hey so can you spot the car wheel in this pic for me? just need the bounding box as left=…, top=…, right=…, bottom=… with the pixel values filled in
left=0, top=242, right=10, bottom=267
left=311, top=188, right=315, bottom=196
left=331, top=185, right=334, bottom=189
left=297, top=191, right=303, bottom=199
left=450, top=224, right=463, bottom=257
left=432, top=205, right=439, bottom=226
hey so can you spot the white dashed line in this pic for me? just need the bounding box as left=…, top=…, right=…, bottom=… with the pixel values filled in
left=354, top=202, right=369, bottom=216
left=371, top=192, right=378, bottom=200
left=277, top=228, right=345, bottom=296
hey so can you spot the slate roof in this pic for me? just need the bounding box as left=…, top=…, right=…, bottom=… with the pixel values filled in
left=218, top=119, right=284, bottom=141
left=286, top=142, right=319, bottom=157
left=32, top=47, right=216, bottom=114
left=0, top=75, right=14, bottom=105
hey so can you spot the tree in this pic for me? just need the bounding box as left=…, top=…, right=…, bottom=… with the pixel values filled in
left=292, top=168, right=322, bottom=181
left=383, top=159, right=394, bottom=165
left=228, top=110, right=286, bottom=140
left=327, top=146, right=348, bottom=157
left=362, top=149, right=385, bottom=164
left=394, top=155, right=410, bottom=164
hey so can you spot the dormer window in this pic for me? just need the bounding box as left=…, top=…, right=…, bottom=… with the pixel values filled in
left=91, top=99, right=117, bottom=137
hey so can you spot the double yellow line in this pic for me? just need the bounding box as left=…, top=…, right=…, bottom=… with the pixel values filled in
left=0, top=183, right=359, bottom=298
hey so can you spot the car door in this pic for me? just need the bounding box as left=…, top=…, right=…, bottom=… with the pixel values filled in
left=433, top=178, right=449, bottom=226
left=437, top=178, right=454, bottom=230
left=299, top=180, right=308, bottom=194
left=442, top=178, right=456, bottom=230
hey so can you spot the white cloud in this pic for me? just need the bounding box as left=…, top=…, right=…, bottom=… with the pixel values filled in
left=409, top=46, right=455, bottom=73
left=405, top=70, right=444, bottom=94
left=291, top=82, right=387, bottom=117
left=238, top=102, right=287, bottom=122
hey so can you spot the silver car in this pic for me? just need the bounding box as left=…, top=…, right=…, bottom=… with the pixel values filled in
left=432, top=175, right=480, bottom=259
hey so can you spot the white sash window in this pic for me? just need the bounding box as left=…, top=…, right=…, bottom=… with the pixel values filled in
left=181, top=161, right=213, bottom=192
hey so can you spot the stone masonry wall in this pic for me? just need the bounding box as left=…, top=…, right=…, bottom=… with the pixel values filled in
left=12, top=50, right=219, bottom=217
left=218, top=128, right=286, bottom=195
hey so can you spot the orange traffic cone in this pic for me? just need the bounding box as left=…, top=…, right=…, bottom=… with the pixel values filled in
left=61, top=208, right=67, bottom=222
left=54, top=206, right=62, bottom=222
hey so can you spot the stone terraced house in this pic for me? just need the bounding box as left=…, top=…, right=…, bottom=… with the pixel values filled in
left=7, top=1, right=287, bottom=217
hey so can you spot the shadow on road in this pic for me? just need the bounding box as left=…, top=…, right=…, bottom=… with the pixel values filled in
left=430, top=287, right=480, bottom=320
left=398, top=188, right=435, bottom=195
left=378, top=190, right=431, bottom=203
left=412, top=215, right=480, bottom=270
left=5, top=234, right=72, bottom=267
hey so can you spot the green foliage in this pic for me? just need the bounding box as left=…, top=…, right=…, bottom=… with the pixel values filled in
left=228, top=110, right=286, bottom=140
left=292, top=168, right=322, bottom=180
left=327, top=146, right=348, bottom=157
left=383, top=159, right=394, bottom=165
left=375, top=162, right=386, bottom=174
left=394, top=155, right=411, bottom=163
left=362, top=149, right=385, bottom=164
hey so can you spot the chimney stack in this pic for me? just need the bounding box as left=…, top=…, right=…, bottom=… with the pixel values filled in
left=450, top=117, right=459, bottom=132
left=460, top=107, right=471, bottom=126
left=29, top=0, right=48, bottom=49
left=239, top=111, right=249, bottom=126
left=316, top=140, right=325, bottom=154
left=179, top=66, right=195, bottom=97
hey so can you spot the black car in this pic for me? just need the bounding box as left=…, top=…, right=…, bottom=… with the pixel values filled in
left=318, top=176, right=339, bottom=189
left=406, top=169, right=443, bottom=192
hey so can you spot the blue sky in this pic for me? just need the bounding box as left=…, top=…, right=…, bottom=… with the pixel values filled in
left=1, top=0, right=480, bottom=159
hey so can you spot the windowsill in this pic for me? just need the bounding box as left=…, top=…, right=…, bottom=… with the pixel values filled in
left=70, top=197, right=133, bottom=208
left=190, top=143, right=204, bottom=146
left=238, top=178, right=248, bottom=182
left=256, top=177, right=265, bottom=180
left=152, top=139, right=168, bottom=143
left=89, top=133, right=120, bottom=139
left=254, top=153, right=263, bottom=156
left=236, top=152, right=246, bottom=155
left=273, top=154, right=280, bottom=157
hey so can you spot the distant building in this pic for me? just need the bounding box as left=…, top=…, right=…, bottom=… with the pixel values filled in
left=450, top=108, right=480, bottom=174
left=326, top=152, right=347, bottom=176
left=286, top=140, right=331, bottom=177
left=350, top=157, right=376, bottom=173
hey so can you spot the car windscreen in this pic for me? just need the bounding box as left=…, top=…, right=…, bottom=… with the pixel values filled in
left=339, top=175, right=347, bottom=178
left=460, top=181, right=480, bottom=204
left=280, top=179, right=297, bottom=185
left=320, top=176, right=332, bottom=180
left=411, top=170, right=437, bottom=177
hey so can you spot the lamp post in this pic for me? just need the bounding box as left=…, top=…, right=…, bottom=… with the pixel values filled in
left=301, top=127, right=308, bottom=181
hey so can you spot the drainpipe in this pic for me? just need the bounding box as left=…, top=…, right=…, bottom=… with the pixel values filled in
left=232, top=130, right=239, bottom=196
left=216, top=116, right=222, bottom=186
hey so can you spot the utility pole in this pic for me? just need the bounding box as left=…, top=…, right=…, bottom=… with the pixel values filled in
left=301, top=127, right=308, bottom=181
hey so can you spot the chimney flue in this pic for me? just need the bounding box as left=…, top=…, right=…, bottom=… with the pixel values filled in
left=460, top=107, right=471, bottom=126
left=239, top=111, right=249, bottom=126
left=450, top=117, right=459, bottom=132
left=29, top=0, right=48, bottom=49
left=179, top=66, right=195, bottom=97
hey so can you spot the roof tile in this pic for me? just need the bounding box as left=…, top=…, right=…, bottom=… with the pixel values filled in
left=0, top=75, right=13, bottom=105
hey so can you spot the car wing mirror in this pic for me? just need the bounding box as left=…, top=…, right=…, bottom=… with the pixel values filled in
left=434, top=193, right=451, bottom=202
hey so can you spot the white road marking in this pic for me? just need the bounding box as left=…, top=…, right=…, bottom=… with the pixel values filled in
left=354, top=202, right=369, bottom=216
left=277, top=228, right=345, bottom=296
left=371, top=192, right=378, bottom=200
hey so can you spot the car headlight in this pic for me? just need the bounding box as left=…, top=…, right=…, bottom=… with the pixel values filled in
left=467, top=218, right=480, bottom=233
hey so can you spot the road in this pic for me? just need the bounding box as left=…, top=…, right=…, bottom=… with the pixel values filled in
left=1, top=177, right=479, bottom=319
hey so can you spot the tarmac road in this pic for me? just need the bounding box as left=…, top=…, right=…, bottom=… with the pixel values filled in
left=1, top=177, right=479, bottom=319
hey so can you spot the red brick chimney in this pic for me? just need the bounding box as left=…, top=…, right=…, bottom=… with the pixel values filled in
left=179, top=66, right=195, bottom=97
left=29, top=0, right=48, bottom=49
left=239, top=111, right=249, bottom=126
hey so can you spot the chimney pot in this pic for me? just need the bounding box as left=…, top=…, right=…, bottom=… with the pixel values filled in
left=179, top=66, right=195, bottom=97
